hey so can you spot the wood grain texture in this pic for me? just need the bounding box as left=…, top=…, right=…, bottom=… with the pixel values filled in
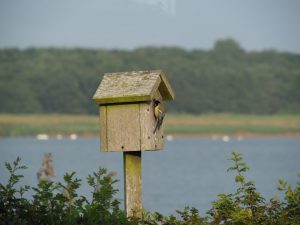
left=99, top=106, right=107, bottom=151
left=140, top=90, right=164, bottom=151
left=93, top=70, right=174, bottom=104
left=159, top=71, right=175, bottom=100
left=93, top=71, right=160, bottom=104
left=106, top=104, right=141, bottom=151
left=123, top=152, right=142, bottom=217
left=140, top=101, right=156, bottom=150
left=99, top=95, right=165, bottom=151
left=153, top=91, right=164, bottom=150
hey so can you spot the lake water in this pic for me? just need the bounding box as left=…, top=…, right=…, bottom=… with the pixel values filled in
left=0, top=136, right=300, bottom=216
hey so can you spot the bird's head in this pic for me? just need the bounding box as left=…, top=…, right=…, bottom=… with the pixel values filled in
left=153, top=98, right=161, bottom=106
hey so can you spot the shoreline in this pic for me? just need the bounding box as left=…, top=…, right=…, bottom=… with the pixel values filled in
left=1, top=132, right=300, bottom=139
left=169, top=132, right=300, bottom=139
left=1, top=114, right=299, bottom=138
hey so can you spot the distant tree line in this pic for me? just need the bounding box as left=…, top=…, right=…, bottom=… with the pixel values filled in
left=0, top=38, right=300, bottom=114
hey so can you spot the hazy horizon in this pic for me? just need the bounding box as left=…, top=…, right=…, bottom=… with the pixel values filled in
left=1, top=0, right=300, bottom=53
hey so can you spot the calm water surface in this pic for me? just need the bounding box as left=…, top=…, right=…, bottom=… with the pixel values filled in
left=0, top=137, right=299, bottom=215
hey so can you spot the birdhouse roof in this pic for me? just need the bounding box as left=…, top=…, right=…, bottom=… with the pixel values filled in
left=93, top=70, right=175, bottom=104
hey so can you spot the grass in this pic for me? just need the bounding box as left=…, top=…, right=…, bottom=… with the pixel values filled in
left=165, top=114, right=300, bottom=136
left=0, top=114, right=99, bottom=136
left=0, top=113, right=300, bottom=137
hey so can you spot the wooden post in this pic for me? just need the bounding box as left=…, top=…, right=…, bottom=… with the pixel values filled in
left=123, top=151, right=142, bottom=217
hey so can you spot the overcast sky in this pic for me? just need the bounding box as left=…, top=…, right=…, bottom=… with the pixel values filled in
left=0, top=0, right=300, bottom=53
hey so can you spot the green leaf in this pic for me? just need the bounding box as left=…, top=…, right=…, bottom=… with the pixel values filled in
left=235, top=175, right=245, bottom=183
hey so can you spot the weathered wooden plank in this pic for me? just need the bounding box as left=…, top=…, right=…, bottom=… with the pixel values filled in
left=159, top=71, right=175, bottom=100
left=155, top=117, right=164, bottom=150
left=153, top=91, right=164, bottom=150
left=93, top=70, right=175, bottom=104
left=124, top=152, right=142, bottom=217
left=140, top=91, right=164, bottom=151
left=149, top=75, right=161, bottom=99
left=95, top=95, right=151, bottom=105
left=140, top=102, right=156, bottom=150
left=107, top=104, right=141, bottom=151
left=93, top=71, right=160, bottom=104
left=99, top=106, right=107, bottom=151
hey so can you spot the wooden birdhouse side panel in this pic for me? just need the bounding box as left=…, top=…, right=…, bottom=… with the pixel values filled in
left=153, top=90, right=164, bottom=150
left=106, top=104, right=141, bottom=152
left=140, top=90, right=164, bottom=151
left=99, top=106, right=108, bottom=151
left=140, top=102, right=155, bottom=150
left=155, top=119, right=164, bottom=150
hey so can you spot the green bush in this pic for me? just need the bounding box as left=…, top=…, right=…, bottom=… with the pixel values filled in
left=1, top=152, right=299, bottom=225
left=0, top=157, right=130, bottom=225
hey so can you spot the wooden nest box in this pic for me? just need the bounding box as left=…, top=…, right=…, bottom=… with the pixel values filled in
left=93, top=70, right=175, bottom=152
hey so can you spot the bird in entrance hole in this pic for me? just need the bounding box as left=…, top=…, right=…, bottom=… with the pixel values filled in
left=153, top=98, right=165, bottom=134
